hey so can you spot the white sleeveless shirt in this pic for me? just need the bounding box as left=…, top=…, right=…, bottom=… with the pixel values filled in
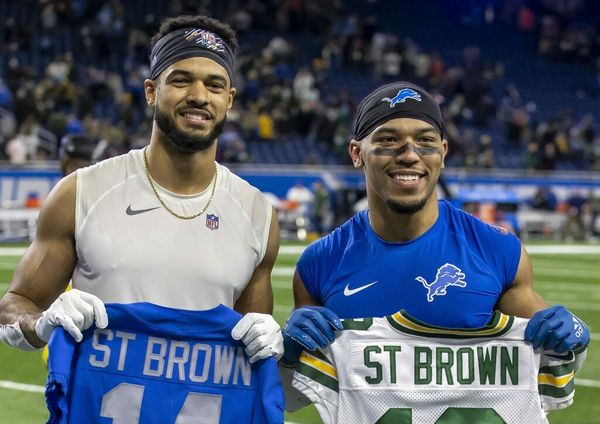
left=72, top=149, right=272, bottom=310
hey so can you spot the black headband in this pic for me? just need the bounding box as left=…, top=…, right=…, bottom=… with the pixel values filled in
left=149, top=28, right=235, bottom=83
left=352, top=82, right=444, bottom=141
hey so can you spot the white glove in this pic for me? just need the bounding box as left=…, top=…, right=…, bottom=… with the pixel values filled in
left=231, top=312, right=284, bottom=363
left=35, top=289, right=108, bottom=343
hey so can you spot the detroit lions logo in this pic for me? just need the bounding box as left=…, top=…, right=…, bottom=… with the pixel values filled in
left=415, top=263, right=467, bottom=302
left=381, top=88, right=422, bottom=107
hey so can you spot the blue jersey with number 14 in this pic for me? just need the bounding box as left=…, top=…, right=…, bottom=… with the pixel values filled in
left=45, top=303, right=284, bottom=424
left=298, top=200, right=522, bottom=328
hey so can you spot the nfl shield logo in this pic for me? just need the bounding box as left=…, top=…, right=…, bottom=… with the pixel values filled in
left=206, top=213, right=219, bottom=230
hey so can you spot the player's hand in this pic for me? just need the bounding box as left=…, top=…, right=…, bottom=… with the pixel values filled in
left=231, top=313, right=284, bottom=364
left=280, top=306, right=343, bottom=365
left=525, top=305, right=590, bottom=353
left=34, top=289, right=108, bottom=343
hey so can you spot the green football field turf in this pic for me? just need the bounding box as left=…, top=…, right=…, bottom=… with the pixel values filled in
left=0, top=243, right=598, bottom=423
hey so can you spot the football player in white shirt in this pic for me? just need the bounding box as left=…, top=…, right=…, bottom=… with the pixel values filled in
left=0, top=15, right=283, bottom=366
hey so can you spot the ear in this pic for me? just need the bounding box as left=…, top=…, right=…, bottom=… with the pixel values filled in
left=348, top=139, right=363, bottom=168
left=144, top=79, right=157, bottom=106
left=441, top=138, right=448, bottom=169
left=227, top=87, right=236, bottom=113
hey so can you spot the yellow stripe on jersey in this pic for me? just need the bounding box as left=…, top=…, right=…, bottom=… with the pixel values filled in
left=391, top=311, right=510, bottom=337
left=300, top=351, right=338, bottom=380
left=538, top=371, right=574, bottom=388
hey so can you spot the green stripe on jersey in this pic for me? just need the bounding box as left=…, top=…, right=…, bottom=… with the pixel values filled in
left=386, top=311, right=514, bottom=339
left=539, top=360, right=576, bottom=377
left=309, top=348, right=333, bottom=365
left=296, top=362, right=339, bottom=393
left=539, top=380, right=575, bottom=398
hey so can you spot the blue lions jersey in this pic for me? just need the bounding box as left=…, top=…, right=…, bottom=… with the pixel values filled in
left=297, top=200, right=521, bottom=328
left=45, top=303, right=284, bottom=424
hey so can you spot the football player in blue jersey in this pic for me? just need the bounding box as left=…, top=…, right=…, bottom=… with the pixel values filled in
left=0, top=15, right=283, bottom=368
left=279, top=81, right=589, bottom=409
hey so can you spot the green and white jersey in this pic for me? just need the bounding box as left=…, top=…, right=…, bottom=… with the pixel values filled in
left=292, top=311, right=576, bottom=424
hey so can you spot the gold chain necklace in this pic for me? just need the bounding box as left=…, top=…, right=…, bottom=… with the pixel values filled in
left=142, top=147, right=218, bottom=220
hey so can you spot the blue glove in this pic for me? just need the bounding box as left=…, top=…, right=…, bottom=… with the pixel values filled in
left=524, top=305, right=590, bottom=353
left=281, top=306, right=343, bottom=365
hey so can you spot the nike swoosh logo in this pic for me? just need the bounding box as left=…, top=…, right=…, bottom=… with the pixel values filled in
left=126, top=205, right=160, bottom=216
left=343, top=280, right=379, bottom=296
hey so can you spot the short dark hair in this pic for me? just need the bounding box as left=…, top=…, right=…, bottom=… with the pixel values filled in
left=60, top=134, right=95, bottom=161
left=151, top=15, right=238, bottom=53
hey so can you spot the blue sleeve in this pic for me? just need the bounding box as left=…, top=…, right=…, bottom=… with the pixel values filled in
left=478, top=223, right=522, bottom=291
left=296, top=230, right=343, bottom=304
left=296, top=240, right=327, bottom=303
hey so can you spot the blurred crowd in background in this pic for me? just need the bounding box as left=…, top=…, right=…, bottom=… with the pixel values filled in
left=0, top=0, right=599, bottom=171
left=0, top=0, right=599, bottom=241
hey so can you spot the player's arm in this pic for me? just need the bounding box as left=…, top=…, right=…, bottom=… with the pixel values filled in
left=498, top=244, right=589, bottom=359
left=280, top=269, right=343, bottom=368
left=0, top=174, right=106, bottom=349
left=292, top=269, right=320, bottom=308
left=279, top=271, right=344, bottom=412
left=234, top=208, right=280, bottom=314
left=497, top=244, right=547, bottom=317
left=231, top=209, right=283, bottom=363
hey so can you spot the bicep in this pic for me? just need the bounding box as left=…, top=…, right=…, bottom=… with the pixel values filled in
left=497, top=243, right=547, bottom=318
left=7, top=175, right=77, bottom=309
left=292, top=270, right=319, bottom=308
left=234, top=208, right=280, bottom=315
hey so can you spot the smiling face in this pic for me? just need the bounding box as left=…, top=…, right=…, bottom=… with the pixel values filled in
left=144, top=56, right=236, bottom=153
left=349, top=117, right=448, bottom=215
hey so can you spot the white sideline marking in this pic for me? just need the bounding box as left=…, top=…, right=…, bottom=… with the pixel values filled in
left=274, top=305, right=291, bottom=313
left=272, top=267, right=295, bottom=277
left=278, top=246, right=305, bottom=255
left=1, top=245, right=599, bottom=259
left=534, top=269, right=600, bottom=279
left=279, top=245, right=600, bottom=256
left=526, top=246, right=600, bottom=255
left=577, top=379, right=600, bottom=388
left=1, top=245, right=599, bottom=257
left=537, top=282, right=600, bottom=291
left=0, top=380, right=45, bottom=393
left=541, top=300, right=600, bottom=312
left=0, top=247, right=27, bottom=256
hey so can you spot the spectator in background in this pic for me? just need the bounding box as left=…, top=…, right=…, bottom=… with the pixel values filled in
left=529, top=186, right=557, bottom=211
left=587, top=189, right=600, bottom=239
left=563, top=189, right=587, bottom=241
left=286, top=180, right=315, bottom=217
left=257, top=107, right=275, bottom=141
left=5, top=116, right=41, bottom=163
left=59, top=134, right=96, bottom=176
left=310, top=180, right=329, bottom=236
left=5, top=135, right=27, bottom=164
left=219, top=122, right=250, bottom=163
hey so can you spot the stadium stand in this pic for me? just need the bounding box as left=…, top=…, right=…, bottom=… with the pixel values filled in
left=0, top=0, right=598, bottom=171
left=0, top=0, right=598, bottom=241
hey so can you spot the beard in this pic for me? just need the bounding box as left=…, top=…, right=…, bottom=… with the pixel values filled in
left=385, top=197, right=428, bottom=215
left=154, top=105, right=226, bottom=153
